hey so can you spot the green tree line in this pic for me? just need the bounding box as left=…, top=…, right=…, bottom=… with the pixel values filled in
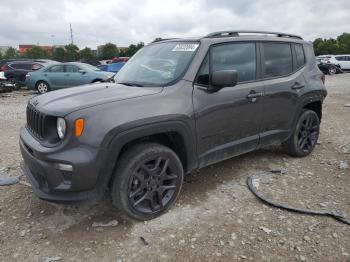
left=313, top=33, right=350, bottom=55
left=3, top=32, right=347, bottom=61
left=0, top=42, right=144, bottom=63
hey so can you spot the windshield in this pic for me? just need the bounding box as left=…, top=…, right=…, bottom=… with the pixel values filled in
left=115, top=42, right=199, bottom=86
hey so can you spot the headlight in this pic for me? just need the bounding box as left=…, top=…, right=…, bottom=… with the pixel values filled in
left=57, top=117, right=66, bottom=139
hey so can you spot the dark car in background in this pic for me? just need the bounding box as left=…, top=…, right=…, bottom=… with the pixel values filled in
left=316, top=57, right=343, bottom=75
left=0, top=59, right=32, bottom=69
left=1, top=60, right=54, bottom=86
left=0, top=59, right=54, bottom=70
left=317, top=62, right=343, bottom=75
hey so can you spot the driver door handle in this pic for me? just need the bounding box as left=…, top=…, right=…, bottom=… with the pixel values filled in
left=247, top=91, right=264, bottom=99
left=291, top=82, right=305, bottom=90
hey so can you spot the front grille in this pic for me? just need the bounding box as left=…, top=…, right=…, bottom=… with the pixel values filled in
left=26, top=104, right=46, bottom=139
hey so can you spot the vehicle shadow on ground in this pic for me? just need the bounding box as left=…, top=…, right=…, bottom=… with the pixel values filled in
left=23, top=146, right=286, bottom=234
left=180, top=146, right=285, bottom=203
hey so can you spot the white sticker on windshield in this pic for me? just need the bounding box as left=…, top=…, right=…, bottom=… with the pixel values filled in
left=172, top=44, right=199, bottom=52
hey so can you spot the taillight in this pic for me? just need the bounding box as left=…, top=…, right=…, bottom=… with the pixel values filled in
left=0, top=64, right=8, bottom=71
left=321, top=74, right=325, bottom=85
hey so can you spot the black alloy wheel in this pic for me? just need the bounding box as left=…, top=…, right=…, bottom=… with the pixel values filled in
left=296, top=112, right=319, bottom=153
left=283, top=110, right=320, bottom=157
left=111, top=143, right=184, bottom=221
left=128, top=156, right=179, bottom=214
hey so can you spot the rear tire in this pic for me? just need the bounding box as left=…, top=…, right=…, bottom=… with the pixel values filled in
left=36, top=81, right=50, bottom=94
left=282, top=110, right=320, bottom=157
left=328, top=66, right=337, bottom=75
left=111, top=142, right=184, bottom=221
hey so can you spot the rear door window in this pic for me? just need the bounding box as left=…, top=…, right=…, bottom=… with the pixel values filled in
left=12, top=63, right=31, bottom=70
left=10, top=63, right=22, bottom=69
left=47, top=65, right=64, bottom=73
left=262, top=42, right=293, bottom=78
left=22, top=64, right=32, bottom=70
left=65, top=65, right=80, bottom=73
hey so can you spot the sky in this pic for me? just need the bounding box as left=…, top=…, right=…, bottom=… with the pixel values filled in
left=0, top=0, right=349, bottom=49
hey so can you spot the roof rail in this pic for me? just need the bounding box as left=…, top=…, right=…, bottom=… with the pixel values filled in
left=204, top=30, right=303, bottom=40
left=151, top=38, right=180, bottom=43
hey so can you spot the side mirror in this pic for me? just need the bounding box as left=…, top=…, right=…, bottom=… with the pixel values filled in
left=78, top=69, right=86, bottom=74
left=209, top=70, right=238, bottom=92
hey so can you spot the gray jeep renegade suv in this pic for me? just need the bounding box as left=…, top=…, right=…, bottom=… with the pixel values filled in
left=20, top=31, right=327, bottom=220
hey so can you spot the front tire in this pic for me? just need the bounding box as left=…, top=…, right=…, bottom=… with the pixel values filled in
left=111, top=143, right=184, bottom=221
left=283, top=110, right=320, bottom=157
left=36, top=81, right=50, bottom=94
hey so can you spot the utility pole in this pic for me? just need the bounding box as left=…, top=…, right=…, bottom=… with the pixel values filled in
left=70, top=23, right=74, bottom=45
left=51, top=35, right=55, bottom=46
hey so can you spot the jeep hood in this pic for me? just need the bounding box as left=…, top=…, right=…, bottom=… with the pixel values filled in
left=30, top=83, right=163, bottom=116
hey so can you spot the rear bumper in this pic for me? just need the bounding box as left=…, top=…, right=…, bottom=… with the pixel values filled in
left=19, top=127, right=105, bottom=202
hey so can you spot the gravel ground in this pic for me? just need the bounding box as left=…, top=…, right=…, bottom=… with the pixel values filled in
left=0, top=75, right=349, bottom=262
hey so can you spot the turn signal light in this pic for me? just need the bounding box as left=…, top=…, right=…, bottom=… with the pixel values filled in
left=75, top=118, right=85, bottom=137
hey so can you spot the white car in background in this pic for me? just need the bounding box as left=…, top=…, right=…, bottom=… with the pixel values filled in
left=317, top=55, right=350, bottom=70
left=331, top=55, right=350, bottom=70
left=317, top=55, right=333, bottom=64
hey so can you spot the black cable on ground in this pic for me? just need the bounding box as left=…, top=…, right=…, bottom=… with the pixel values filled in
left=247, top=172, right=350, bottom=226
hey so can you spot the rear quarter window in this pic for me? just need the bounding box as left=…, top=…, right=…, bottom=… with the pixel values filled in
left=294, top=44, right=306, bottom=69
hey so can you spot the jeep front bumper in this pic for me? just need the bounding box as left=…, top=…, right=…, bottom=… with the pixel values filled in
left=19, top=127, right=105, bottom=202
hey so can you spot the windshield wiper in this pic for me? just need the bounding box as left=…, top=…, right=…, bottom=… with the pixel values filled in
left=117, top=82, right=144, bottom=87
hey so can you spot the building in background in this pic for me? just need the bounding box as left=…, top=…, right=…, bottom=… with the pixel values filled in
left=53, top=45, right=65, bottom=49
left=18, top=45, right=53, bottom=55
left=96, top=45, right=104, bottom=57
left=0, top=46, right=11, bottom=55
